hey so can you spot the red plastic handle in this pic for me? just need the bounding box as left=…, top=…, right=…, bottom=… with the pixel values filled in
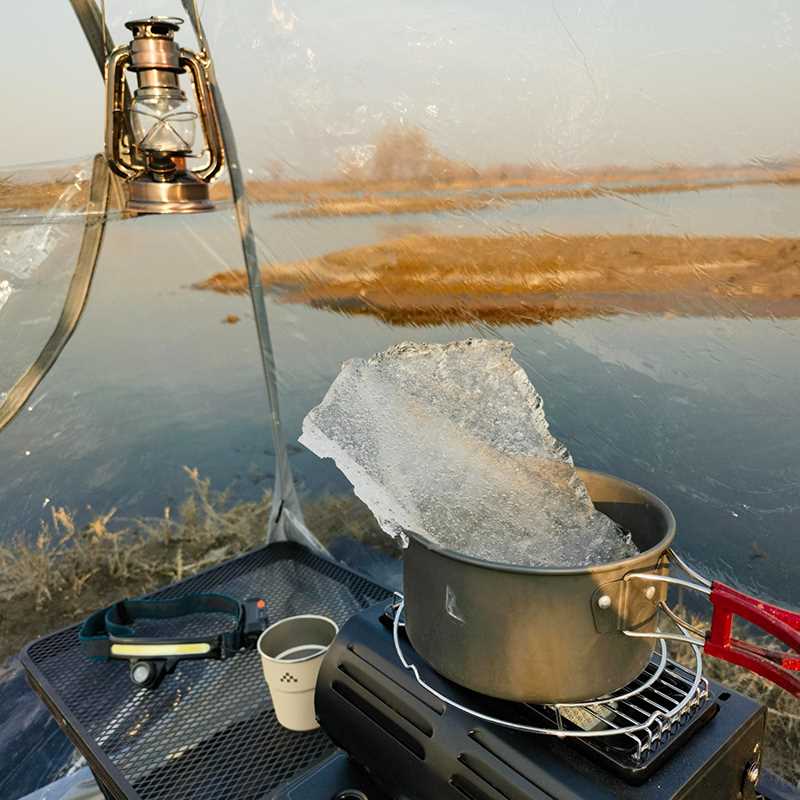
left=705, top=581, right=800, bottom=697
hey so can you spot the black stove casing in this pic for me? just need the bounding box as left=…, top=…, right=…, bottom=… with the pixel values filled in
left=314, top=604, right=768, bottom=800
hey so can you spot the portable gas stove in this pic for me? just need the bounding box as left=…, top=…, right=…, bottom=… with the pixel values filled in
left=276, top=600, right=779, bottom=800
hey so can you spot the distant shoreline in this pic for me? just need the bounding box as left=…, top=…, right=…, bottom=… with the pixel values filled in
left=2, top=161, right=800, bottom=214
left=271, top=175, right=800, bottom=219
left=230, top=161, right=800, bottom=205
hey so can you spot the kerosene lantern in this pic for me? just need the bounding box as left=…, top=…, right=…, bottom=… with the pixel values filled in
left=105, top=17, right=224, bottom=213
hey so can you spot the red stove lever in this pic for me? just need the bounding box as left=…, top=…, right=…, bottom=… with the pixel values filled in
left=705, top=581, right=800, bottom=697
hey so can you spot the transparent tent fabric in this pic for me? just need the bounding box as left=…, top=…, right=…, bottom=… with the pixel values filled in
left=0, top=157, right=99, bottom=397
left=2, top=1, right=800, bottom=794
left=0, top=155, right=112, bottom=432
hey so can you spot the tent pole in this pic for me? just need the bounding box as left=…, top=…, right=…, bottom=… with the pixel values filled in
left=66, top=0, right=323, bottom=552
left=180, top=2, right=324, bottom=552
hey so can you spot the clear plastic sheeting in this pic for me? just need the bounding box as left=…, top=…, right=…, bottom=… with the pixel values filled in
left=3, top=0, right=800, bottom=791
left=0, top=159, right=94, bottom=224
left=301, top=340, right=636, bottom=567
left=0, top=158, right=98, bottom=398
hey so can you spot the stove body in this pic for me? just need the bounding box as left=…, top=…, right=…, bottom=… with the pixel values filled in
left=310, top=604, right=767, bottom=800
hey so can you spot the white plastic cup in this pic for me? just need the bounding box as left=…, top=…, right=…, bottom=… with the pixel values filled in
left=257, top=614, right=339, bottom=731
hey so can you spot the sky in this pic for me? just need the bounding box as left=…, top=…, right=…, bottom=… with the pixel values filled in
left=1, top=0, right=799, bottom=177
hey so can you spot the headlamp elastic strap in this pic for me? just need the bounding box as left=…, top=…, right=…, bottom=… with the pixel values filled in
left=79, top=593, right=269, bottom=688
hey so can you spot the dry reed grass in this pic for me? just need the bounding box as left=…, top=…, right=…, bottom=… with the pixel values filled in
left=0, top=468, right=270, bottom=660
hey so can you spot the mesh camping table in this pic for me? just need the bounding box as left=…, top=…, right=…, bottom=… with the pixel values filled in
left=21, top=542, right=392, bottom=800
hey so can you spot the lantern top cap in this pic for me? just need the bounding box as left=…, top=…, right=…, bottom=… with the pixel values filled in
left=125, top=17, right=184, bottom=40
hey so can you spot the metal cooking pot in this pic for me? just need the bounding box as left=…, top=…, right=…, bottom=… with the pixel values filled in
left=402, top=469, right=800, bottom=704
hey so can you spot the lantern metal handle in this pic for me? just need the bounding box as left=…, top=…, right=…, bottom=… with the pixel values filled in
left=104, top=46, right=142, bottom=180
left=179, top=49, right=224, bottom=182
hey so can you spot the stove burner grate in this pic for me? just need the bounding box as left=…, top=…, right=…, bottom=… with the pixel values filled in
left=389, top=595, right=714, bottom=767
left=524, top=659, right=718, bottom=776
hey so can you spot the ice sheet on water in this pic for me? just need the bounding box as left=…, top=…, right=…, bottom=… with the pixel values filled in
left=300, top=339, right=638, bottom=567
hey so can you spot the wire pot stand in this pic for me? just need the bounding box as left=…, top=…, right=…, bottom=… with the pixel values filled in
left=390, top=596, right=709, bottom=764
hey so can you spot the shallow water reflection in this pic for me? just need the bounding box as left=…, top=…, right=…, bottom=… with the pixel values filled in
left=1, top=184, right=799, bottom=611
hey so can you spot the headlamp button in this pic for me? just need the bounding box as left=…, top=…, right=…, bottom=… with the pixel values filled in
left=131, top=662, right=154, bottom=686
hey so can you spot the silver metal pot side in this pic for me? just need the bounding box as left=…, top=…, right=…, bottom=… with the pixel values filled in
left=402, top=469, right=677, bottom=704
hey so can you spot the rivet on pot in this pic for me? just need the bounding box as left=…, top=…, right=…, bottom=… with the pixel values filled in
left=597, top=595, right=612, bottom=610
left=645, top=586, right=656, bottom=600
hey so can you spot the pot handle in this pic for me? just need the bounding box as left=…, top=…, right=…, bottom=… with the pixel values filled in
left=705, top=580, right=800, bottom=696
left=624, top=549, right=800, bottom=697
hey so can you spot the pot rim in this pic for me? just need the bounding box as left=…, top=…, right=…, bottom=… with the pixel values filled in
left=402, top=468, right=676, bottom=576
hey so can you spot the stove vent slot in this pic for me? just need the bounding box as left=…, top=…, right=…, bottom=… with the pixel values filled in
left=331, top=679, right=426, bottom=759
left=351, top=642, right=446, bottom=714
left=337, top=656, right=434, bottom=736
left=449, top=771, right=510, bottom=800
left=455, top=753, right=554, bottom=800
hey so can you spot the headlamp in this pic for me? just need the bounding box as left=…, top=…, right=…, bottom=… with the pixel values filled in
left=80, top=594, right=269, bottom=689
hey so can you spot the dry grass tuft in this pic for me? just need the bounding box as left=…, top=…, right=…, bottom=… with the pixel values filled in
left=301, top=492, right=392, bottom=554
left=0, top=468, right=271, bottom=660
